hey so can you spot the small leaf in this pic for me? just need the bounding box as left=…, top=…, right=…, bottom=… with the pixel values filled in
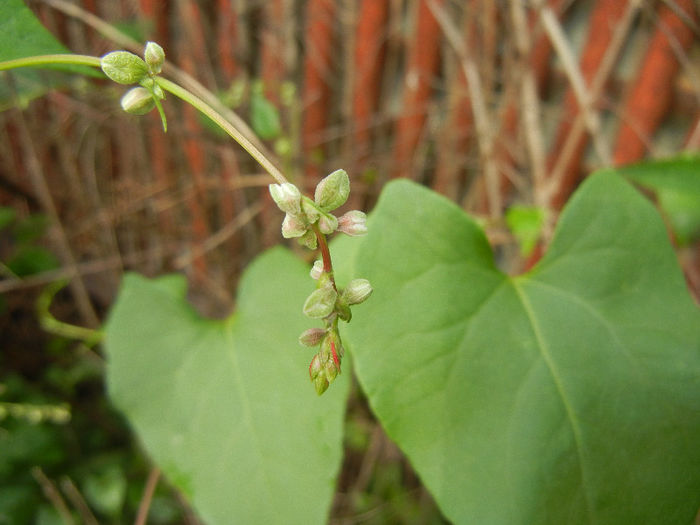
left=250, top=90, right=281, bottom=140
left=505, top=204, right=546, bottom=256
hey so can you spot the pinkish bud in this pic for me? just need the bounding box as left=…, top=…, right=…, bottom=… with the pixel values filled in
left=281, top=213, right=307, bottom=238
left=337, top=210, right=367, bottom=236
left=318, top=213, right=338, bottom=235
left=299, top=328, right=326, bottom=347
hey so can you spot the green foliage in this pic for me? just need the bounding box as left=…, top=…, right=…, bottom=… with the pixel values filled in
left=0, top=210, right=59, bottom=278
left=505, top=204, right=546, bottom=256
left=618, top=155, right=700, bottom=245
left=0, top=0, right=94, bottom=109
left=104, top=248, right=350, bottom=525
left=343, top=172, right=700, bottom=524
left=250, top=84, right=282, bottom=140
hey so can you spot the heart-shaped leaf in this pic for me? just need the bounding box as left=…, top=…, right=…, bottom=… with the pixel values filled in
left=344, top=173, right=700, bottom=524
left=104, top=248, right=349, bottom=525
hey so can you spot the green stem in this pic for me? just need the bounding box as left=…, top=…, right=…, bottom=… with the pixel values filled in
left=0, top=54, right=101, bottom=71
left=156, top=77, right=287, bottom=185
left=0, top=54, right=287, bottom=185
left=37, top=280, right=103, bottom=346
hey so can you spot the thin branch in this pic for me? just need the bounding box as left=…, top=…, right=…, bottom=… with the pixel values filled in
left=31, top=467, right=75, bottom=525
left=537, top=2, right=611, bottom=166
left=134, top=467, right=161, bottom=525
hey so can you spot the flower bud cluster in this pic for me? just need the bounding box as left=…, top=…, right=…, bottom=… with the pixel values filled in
left=101, top=42, right=166, bottom=119
left=269, top=170, right=368, bottom=249
left=269, top=170, right=372, bottom=395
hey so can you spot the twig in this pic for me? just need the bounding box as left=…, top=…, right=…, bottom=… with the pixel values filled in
left=5, top=73, right=100, bottom=328
left=59, top=477, right=99, bottom=525
left=427, top=0, right=501, bottom=216
left=537, top=2, right=611, bottom=167
left=508, top=0, right=547, bottom=208
left=31, top=467, right=75, bottom=525
left=135, top=467, right=161, bottom=525
left=544, top=0, right=641, bottom=206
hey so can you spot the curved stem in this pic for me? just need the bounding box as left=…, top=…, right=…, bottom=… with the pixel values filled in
left=0, top=54, right=287, bottom=185
left=156, top=77, right=287, bottom=185
left=0, top=54, right=101, bottom=71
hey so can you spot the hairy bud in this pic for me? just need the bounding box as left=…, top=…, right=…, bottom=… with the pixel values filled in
left=269, top=183, right=302, bottom=215
left=342, top=279, right=373, bottom=305
left=337, top=210, right=367, bottom=236
left=299, top=328, right=326, bottom=347
left=310, top=259, right=324, bottom=280
left=144, top=41, right=165, bottom=75
left=120, top=87, right=155, bottom=115
left=101, top=51, right=148, bottom=84
left=314, top=169, right=350, bottom=211
left=303, top=286, right=337, bottom=319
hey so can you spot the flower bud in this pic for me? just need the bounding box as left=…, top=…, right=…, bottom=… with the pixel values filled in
left=269, top=183, right=302, bottom=215
left=309, top=354, right=322, bottom=380
left=299, top=328, right=326, bottom=347
left=301, top=198, right=320, bottom=224
left=318, top=213, right=338, bottom=235
left=120, top=87, right=155, bottom=115
left=314, top=169, right=350, bottom=211
left=298, top=230, right=318, bottom=250
left=101, top=51, right=148, bottom=84
left=144, top=41, right=165, bottom=75
left=310, top=259, right=323, bottom=280
left=303, top=286, right=337, bottom=319
left=281, top=213, right=307, bottom=238
left=342, top=278, right=373, bottom=305
left=337, top=210, right=367, bottom=236
left=313, top=373, right=330, bottom=395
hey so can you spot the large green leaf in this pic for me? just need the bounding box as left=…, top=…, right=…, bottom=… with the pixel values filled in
left=344, top=173, right=700, bottom=524
left=617, top=155, right=700, bottom=245
left=104, top=247, right=349, bottom=525
left=0, top=0, right=92, bottom=109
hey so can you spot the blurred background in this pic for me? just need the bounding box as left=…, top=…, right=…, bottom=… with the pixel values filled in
left=1, top=0, right=698, bottom=523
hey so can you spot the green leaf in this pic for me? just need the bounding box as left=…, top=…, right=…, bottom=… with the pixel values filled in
left=617, top=155, right=700, bottom=246
left=104, top=248, right=349, bottom=525
left=0, top=0, right=93, bottom=109
left=0, top=206, right=16, bottom=230
left=250, top=90, right=282, bottom=140
left=344, top=174, right=700, bottom=524
left=505, top=204, right=546, bottom=257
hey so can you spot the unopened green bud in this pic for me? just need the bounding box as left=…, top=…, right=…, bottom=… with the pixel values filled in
left=144, top=41, right=165, bottom=75
left=121, top=87, right=156, bottom=115
left=337, top=210, right=367, bottom=236
left=298, top=230, right=318, bottom=250
left=101, top=51, right=148, bottom=84
left=313, top=373, right=330, bottom=395
left=314, top=169, right=350, bottom=211
left=269, top=183, right=302, bottom=215
left=318, top=213, right=338, bottom=235
left=335, top=296, right=352, bottom=321
left=281, top=213, right=307, bottom=238
left=342, top=278, right=373, bottom=305
left=301, top=197, right=320, bottom=224
left=299, top=327, right=326, bottom=347
left=303, top=286, right=337, bottom=319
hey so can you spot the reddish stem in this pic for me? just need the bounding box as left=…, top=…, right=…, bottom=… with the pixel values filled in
left=312, top=224, right=333, bottom=274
